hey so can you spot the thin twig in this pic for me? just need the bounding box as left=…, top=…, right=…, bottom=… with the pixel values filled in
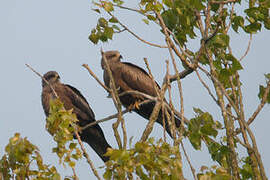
left=210, top=0, right=237, bottom=4
left=180, top=141, right=197, bottom=180
left=71, top=167, right=79, bottom=180
left=240, top=34, right=252, bottom=61
left=74, top=130, right=102, bottom=180
left=169, top=68, right=193, bottom=83
left=144, top=58, right=168, bottom=140
left=198, top=65, right=241, bottom=117
left=166, top=60, right=176, bottom=140
left=113, top=4, right=142, bottom=14
left=81, top=100, right=152, bottom=131
left=195, top=70, right=219, bottom=105
left=236, top=73, right=262, bottom=179
left=140, top=101, right=162, bottom=142
left=82, top=64, right=110, bottom=92
left=98, top=1, right=167, bottom=48
left=154, top=7, right=185, bottom=179
left=101, top=49, right=126, bottom=149
left=225, top=3, right=235, bottom=33
left=119, top=89, right=190, bottom=124
left=25, top=64, right=59, bottom=98
left=247, top=81, right=270, bottom=125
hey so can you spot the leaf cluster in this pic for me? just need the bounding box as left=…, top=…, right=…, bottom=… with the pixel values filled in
left=104, top=138, right=182, bottom=180
left=0, top=133, right=61, bottom=180
left=46, top=99, right=82, bottom=168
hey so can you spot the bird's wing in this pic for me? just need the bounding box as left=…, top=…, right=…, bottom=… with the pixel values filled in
left=116, top=62, right=160, bottom=97
left=64, top=84, right=95, bottom=121
left=41, top=86, right=52, bottom=117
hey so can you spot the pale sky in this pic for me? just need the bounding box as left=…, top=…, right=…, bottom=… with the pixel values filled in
left=0, top=0, right=269, bottom=179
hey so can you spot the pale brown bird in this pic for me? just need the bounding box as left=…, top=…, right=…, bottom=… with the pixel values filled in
left=41, top=71, right=111, bottom=162
left=101, top=51, right=181, bottom=137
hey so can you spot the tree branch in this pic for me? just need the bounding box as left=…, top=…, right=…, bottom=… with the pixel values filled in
left=25, top=64, right=59, bottom=98
left=247, top=80, right=270, bottom=125
left=74, top=130, right=102, bottom=180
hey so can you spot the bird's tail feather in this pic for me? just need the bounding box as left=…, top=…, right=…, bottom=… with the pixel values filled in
left=79, top=126, right=111, bottom=162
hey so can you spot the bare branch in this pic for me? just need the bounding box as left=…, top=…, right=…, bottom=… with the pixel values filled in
left=236, top=73, right=263, bottom=179
left=82, top=64, right=110, bottom=92
left=74, top=129, right=102, bottom=180
left=25, top=64, right=59, bottom=98
left=169, top=68, right=193, bottom=83
left=101, top=49, right=126, bottom=149
left=210, top=0, right=238, bottom=4
left=71, top=167, right=79, bottom=180
left=113, top=4, right=142, bottom=14
left=247, top=81, right=270, bottom=125
left=165, top=60, right=176, bottom=140
left=181, top=141, right=197, bottom=180
left=195, top=70, right=218, bottom=104
left=240, top=34, right=253, bottom=61
left=225, top=3, right=235, bottom=33
left=140, top=101, right=162, bottom=142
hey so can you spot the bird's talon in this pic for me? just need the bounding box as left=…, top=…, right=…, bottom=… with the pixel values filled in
left=134, top=101, right=140, bottom=109
left=128, top=101, right=140, bottom=111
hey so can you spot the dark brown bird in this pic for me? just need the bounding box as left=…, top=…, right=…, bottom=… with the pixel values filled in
left=101, top=51, right=181, bottom=138
left=41, top=71, right=111, bottom=162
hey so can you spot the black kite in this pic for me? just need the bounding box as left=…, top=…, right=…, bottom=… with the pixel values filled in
left=101, top=51, right=181, bottom=137
left=41, top=71, right=111, bottom=162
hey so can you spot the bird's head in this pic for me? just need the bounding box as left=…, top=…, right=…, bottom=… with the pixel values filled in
left=42, top=71, right=60, bottom=87
left=101, top=50, right=122, bottom=69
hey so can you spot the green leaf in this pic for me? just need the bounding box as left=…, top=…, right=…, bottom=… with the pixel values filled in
left=92, top=8, right=100, bottom=14
left=244, top=22, right=262, bottom=33
left=264, top=17, right=270, bottom=29
left=109, top=17, right=118, bottom=23
left=265, top=73, right=270, bottom=80
left=147, top=15, right=156, bottom=21
left=189, top=132, right=202, bottom=149
left=112, top=0, right=124, bottom=6
left=163, top=0, right=173, bottom=7
left=191, top=0, right=205, bottom=10
left=104, top=27, right=114, bottom=39
left=142, top=18, right=149, bottom=25
left=211, top=34, right=230, bottom=48
left=226, top=54, right=243, bottom=72
left=258, top=85, right=270, bottom=103
left=112, top=24, right=121, bottom=31
left=98, top=18, right=108, bottom=28
left=232, top=16, right=245, bottom=33
left=89, top=32, right=99, bottom=44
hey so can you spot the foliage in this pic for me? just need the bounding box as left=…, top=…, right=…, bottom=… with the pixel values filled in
left=46, top=99, right=82, bottom=168
left=104, top=138, right=182, bottom=180
left=1, top=0, right=270, bottom=179
left=186, top=108, right=222, bottom=150
left=87, top=0, right=269, bottom=179
left=197, top=165, right=231, bottom=180
left=0, top=133, right=61, bottom=180
left=258, top=73, right=270, bottom=103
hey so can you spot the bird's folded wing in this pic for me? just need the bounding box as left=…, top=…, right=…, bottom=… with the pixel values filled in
left=118, top=62, right=160, bottom=97
left=64, top=84, right=95, bottom=121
